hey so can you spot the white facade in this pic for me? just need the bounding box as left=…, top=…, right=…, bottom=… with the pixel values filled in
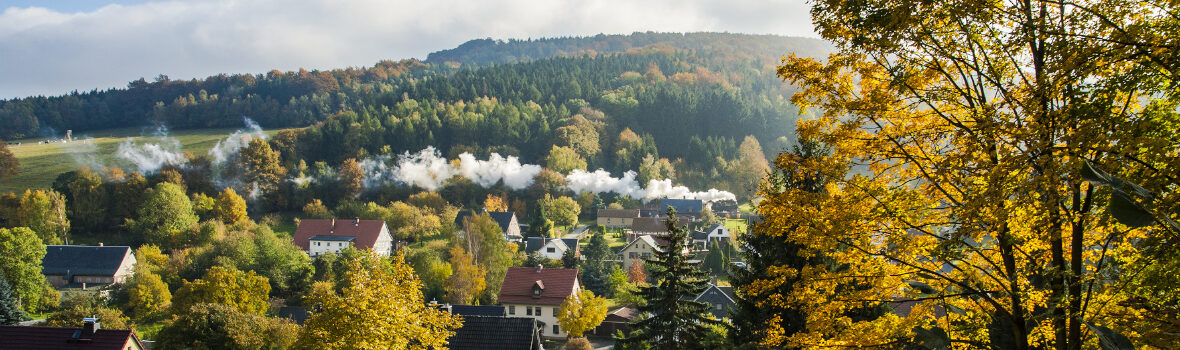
left=537, top=239, right=569, bottom=260
left=309, top=238, right=355, bottom=257
left=307, top=224, right=393, bottom=257
left=504, top=279, right=581, bottom=338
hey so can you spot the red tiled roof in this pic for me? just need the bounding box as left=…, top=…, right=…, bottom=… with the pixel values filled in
left=498, top=267, right=579, bottom=305
left=0, top=325, right=143, bottom=349
left=292, top=219, right=387, bottom=250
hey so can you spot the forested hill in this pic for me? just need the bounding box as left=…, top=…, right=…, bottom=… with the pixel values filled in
left=425, top=32, right=831, bottom=67
left=0, top=32, right=828, bottom=194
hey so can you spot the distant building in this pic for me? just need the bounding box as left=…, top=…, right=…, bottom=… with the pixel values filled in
left=292, top=218, right=393, bottom=257
left=42, top=245, right=136, bottom=289
left=499, top=266, right=581, bottom=339
left=693, top=283, right=736, bottom=319
left=691, top=223, right=731, bottom=251
left=524, top=237, right=580, bottom=260
left=592, top=307, right=636, bottom=337
left=0, top=318, right=146, bottom=350
left=660, top=198, right=704, bottom=215
left=455, top=210, right=522, bottom=242
left=618, top=235, right=662, bottom=271
left=596, top=209, right=640, bottom=228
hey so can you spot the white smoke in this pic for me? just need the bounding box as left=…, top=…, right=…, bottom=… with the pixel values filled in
left=62, top=137, right=104, bottom=171
left=209, top=118, right=266, bottom=165
left=564, top=169, right=737, bottom=203
left=456, top=152, right=542, bottom=189
left=113, top=124, right=187, bottom=174
left=357, top=146, right=734, bottom=202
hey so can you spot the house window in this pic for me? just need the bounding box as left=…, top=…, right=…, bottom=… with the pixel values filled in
left=547, top=247, right=555, bottom=253
left=553, top=307, right=558, bottom=316
left=715, top=303, right=723, bottom=310
left=553, top=325, right=560, bottom=334
left=509, top=305, right=515, bottom=315
left=641, top=253, right=651, bottom=258
left=526, top=307, right=533, bottom=316
left=629, top=252, right=638, bottom=259
left=534, top=307, right=541, bottom=316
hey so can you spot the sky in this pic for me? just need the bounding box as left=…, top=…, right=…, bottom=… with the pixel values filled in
left=0, top=0, right=817, bottom=99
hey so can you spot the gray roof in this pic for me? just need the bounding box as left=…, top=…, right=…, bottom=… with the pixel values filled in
left=524, top=237, right=569, bottom=254
left=448, top=316, right=542, bottom=350
left=660, top=198, right=704, bottom=214
left=277, top=306, right=310, bottom=325
left=41, top=245, right=131, bottom=277
left=451, top=305, right=506, bottom=317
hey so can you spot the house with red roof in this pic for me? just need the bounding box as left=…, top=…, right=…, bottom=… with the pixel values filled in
left=292, top=218, right=393, bottom=257
left=0, top=318, right=146, bottom=349
left=498, top=266, right=580, bottom=339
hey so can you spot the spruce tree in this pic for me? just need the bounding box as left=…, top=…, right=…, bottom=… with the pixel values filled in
left=0, top=274, right=23, bottom=325
left=619, top=208, right=721, bottom=349
left=580, top=229, right=612, bottom=295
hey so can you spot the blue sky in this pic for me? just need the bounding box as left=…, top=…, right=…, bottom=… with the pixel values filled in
left=0, top=0, right=817, bottom=99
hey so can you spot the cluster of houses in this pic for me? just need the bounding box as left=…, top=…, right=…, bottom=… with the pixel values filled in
left=13, top=198, right=743, bottom=349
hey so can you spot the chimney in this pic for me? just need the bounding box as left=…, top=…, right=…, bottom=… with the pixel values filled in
left=98, top=242, right=103, bottom=246
left=330, top=218, right=335, bottom=234
left=354, top=217, right=359, bottom=226
left=536, top=265, right=543, bottom=273
left=81, top=317, right=100, bottom=337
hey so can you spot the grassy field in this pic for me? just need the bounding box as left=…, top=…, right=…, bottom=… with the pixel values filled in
left=2, top=127, right=286, bottom=193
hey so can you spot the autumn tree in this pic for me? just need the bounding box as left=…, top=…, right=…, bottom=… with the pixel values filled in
left=126, top=264, right=172, bottom=320
left=0, top=227, right=55, bottom=312
left=133, top=182, right=198, bottom=249
left=0, top=138, right=17, bottom=182
left=296, top=252, right=461, bottom=349
left=215, top=187, right=249, bottom=225
left=172, top=266, right=270, bottom=315
left=445, top=245, right=486, bottom=305
left=240, top=138, right=287, bottom=199
left=619, top=209, right=721, bottom=349
left=558, top=289, right=609, bottom=338
left=155, top=303, right=299, bottom=350
left=546, top=145, right=587, bottom=173
left=726, top=135, right=770, bottom=197
left=338, top=157, right=364, bottom=198
left=459, top=212, right=512, bottom=302
left=637, top=153, right=674, bottom=184
left=16, top=189, right=70, bottom=244
left=540, top=194, right=580, bottom=227
left=764, top=1, right=1180, bottom=348
left=301, top=198, right=332, bottom=219
left=46, top=292, right=130, bottom=330
left=627, top=259, right=647, bottom=285
left=483, top=193, right=508, bottom=212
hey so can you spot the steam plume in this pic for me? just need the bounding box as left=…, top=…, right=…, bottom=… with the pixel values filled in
left=209, top=118, right=265, bottom=165
left=113, top=125, right=187, bottom=174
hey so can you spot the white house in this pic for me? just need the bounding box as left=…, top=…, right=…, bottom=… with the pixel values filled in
left=499, top=266, right=581, bottom=339
left=524, top=237, right=579, bottom=260
left=692, top=223, right=731, bottom=251
left=293, top=218, right=393, bottom=257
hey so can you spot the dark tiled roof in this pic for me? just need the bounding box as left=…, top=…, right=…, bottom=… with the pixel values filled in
left=560, top=238, right=579, bottom=252
left=630, top=217, right=669, bottom=234
left=307, top=235, right=356, bottom=242
left=451, top=305, right=506, bottom=317
left=524, top=237, right=571, bottom=254
left=498, top=267, right=579, bottom=305
left=277, top=306, right=310, bottom=325
left=597, top=209, right=639, bottom=218
left=455, top=210, right=474, bottom=227
left=448, top=316, right=541, bottom=350
left=42, top=246, right=132, bottom=277
left=488, top=212, right=517, bottom=232
left=0, top=325, right=143, bottom=350
left=660, top=199, right=703, bottom=213
left=292, top=219, right=386, bottom=250
left=604, top=307, right=637, bottom=323
left=691, top=230, right=709, bottom=240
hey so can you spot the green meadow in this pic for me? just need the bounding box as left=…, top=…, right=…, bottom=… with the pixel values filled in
left=2, top=127, right=284, bottom=193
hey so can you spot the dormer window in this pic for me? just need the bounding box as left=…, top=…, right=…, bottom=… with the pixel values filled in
left=532, top=280, right=545, bottom=298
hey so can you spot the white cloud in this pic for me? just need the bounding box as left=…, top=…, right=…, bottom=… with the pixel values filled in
left=0, top=0, right=815, bottom=98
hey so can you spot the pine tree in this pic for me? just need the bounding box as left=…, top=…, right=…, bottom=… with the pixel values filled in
left=0, top=275, right=23, bottom=325
left=580, top=229, right=612, bottom=295
left=619, top=208, right=721, bottom=349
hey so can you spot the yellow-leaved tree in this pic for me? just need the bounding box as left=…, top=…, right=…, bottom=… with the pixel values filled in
left=749, top=0, right=1180, bottom=349
left=558, top=289, right=609, bottom=338
left=296, top=251, right=461, bottom=349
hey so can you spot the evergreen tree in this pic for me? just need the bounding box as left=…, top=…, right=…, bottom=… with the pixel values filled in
left=619, top=208, right=721, bottom=349
left=0, top=275, right=23, bottom=325
left=580, top=229, right=612, bottom=295
left=561, top=246, right=579, bottom=269
left=526, top=204, right=552, bottom=238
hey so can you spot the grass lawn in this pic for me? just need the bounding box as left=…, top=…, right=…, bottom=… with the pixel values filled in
left=724, top=218, right=748, bottom=235
left=2, top=126, right=291, bottom=193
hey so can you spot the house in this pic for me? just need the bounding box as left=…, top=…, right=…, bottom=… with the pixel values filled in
left=456, top=210, right=523, bottom=242
left=524, top=237, right=579, bottom=260
left=691, top=224, right=732, bottom=251
left=660, top=198, right=704, bottom=216
left=292, top=218, right=393, bottom=257
left=618, top=235, right=662, bottom=271
left=694, top=283, right=737, bottom=319
left=591, top=307, right=636, bottom=337
left=597, top=209, right=640, bottom=228
left=0, top=318, right=146, bottom=349
left=42, top=245, right=136, bottom=289
left=447, top=315, right=543, bottom=350
left=499, top=266, right=581, bottom=339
